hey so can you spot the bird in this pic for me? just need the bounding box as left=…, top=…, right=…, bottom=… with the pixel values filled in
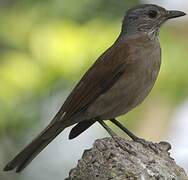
left=3, top=4, right=186, bottom=173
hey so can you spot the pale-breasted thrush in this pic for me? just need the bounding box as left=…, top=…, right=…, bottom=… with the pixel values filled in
left=4, top=4, right=186, bottom=172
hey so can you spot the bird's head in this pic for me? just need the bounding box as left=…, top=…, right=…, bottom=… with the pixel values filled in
left=121, top=4, right=186, bottom=39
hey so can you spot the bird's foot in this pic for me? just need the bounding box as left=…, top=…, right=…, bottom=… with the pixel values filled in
left=113, top=136, right=137, bottom=155
left=133, top=137, right=159, bottom=154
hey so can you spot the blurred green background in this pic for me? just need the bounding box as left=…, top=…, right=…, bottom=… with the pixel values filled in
left=0, top=0, right=188, bottom=179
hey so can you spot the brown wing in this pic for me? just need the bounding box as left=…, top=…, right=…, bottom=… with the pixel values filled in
left=61, top=41, right=131, bottom=119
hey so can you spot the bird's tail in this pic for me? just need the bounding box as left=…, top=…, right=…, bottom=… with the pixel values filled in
left=3, top=119, right=66, bottom=173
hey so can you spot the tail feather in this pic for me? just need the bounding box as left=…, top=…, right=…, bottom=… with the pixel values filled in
left=69, top=120, right=95, bottom=139
left=3, top=120, right=66, bottom=173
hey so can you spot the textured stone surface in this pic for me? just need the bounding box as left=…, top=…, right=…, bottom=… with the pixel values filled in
left=66, top=137, right=188, bottom=180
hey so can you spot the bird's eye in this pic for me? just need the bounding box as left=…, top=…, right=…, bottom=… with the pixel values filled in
left=148, top=10, right=158, bottom=18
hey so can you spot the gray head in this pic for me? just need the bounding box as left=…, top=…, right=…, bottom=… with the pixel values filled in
left=121, top=4, right=186, bottom=38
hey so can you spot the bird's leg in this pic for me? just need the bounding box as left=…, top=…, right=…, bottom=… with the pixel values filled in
left=97, top=119, right=136, bottom=154
left=97, top=119, right=117, bottom=137
left=110, top=118, right=158, bottom=153
left=110, top=118, right=140, bottom=141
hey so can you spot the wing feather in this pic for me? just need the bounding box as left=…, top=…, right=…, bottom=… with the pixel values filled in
left=61, top=41, right=131, bottom=118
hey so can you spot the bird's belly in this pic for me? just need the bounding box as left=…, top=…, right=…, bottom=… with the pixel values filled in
left=86, top=58, right=160, bottom=120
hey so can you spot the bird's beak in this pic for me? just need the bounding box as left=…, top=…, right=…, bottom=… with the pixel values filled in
left=165, top=10, right=186, bottom=19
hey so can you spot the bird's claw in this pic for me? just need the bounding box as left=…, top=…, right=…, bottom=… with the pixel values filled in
left=134, top=137, right=159, bottom=154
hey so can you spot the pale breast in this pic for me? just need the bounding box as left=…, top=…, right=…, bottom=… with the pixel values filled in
left=86, top=38, right=161, bottom=120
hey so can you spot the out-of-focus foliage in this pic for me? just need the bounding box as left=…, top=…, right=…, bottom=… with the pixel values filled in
left=157, top=27, right=188, bottom=102
left=0, top=0, right=141, bottom=136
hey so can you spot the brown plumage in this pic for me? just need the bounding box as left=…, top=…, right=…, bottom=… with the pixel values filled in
left=3, top=4, right=185, bottom=173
